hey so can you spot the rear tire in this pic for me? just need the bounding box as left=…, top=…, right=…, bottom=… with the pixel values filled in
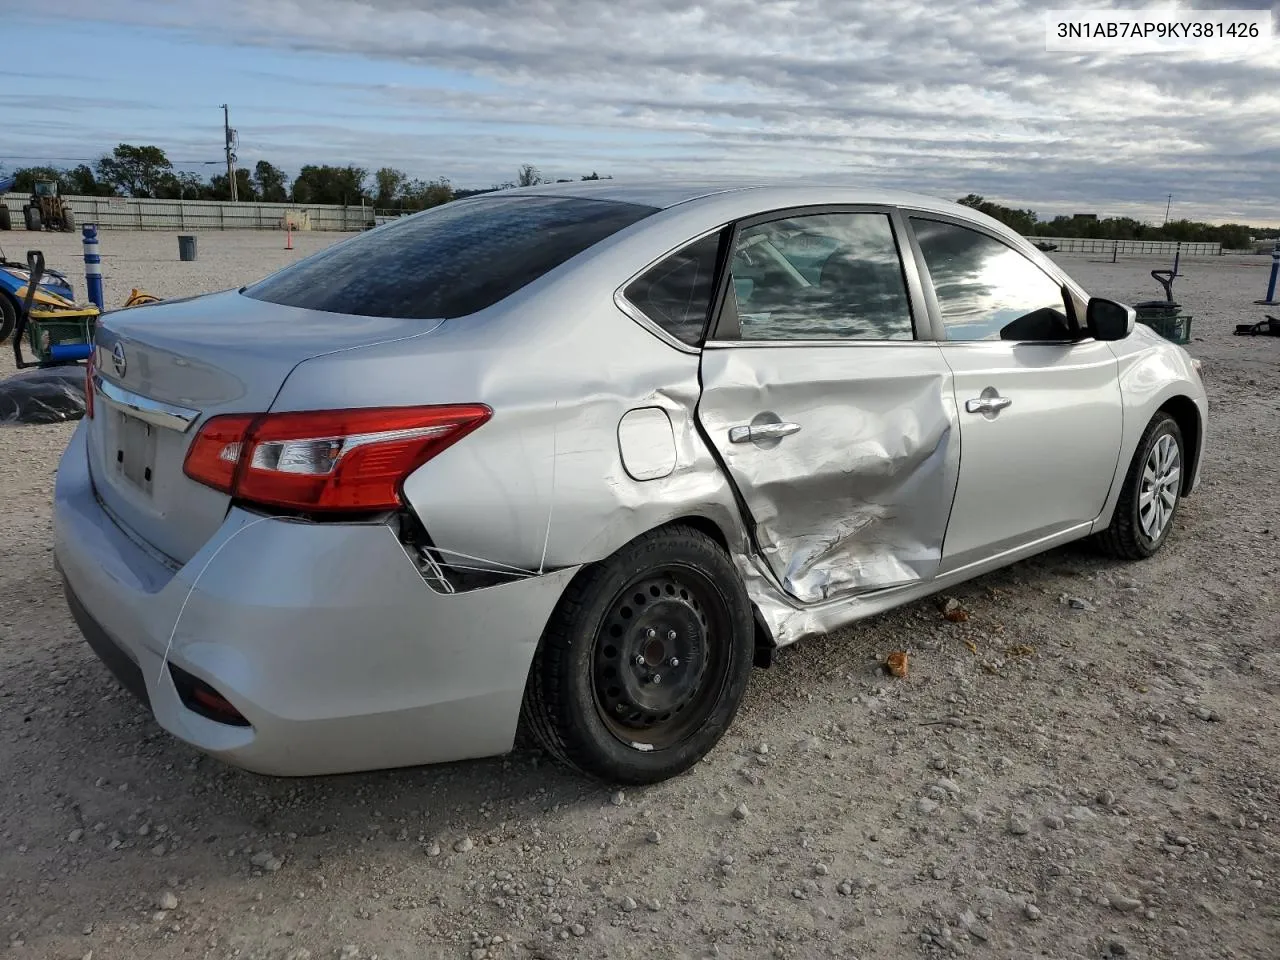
left=25, top=207, right=42, bottom=232
left=60, top=206, right=76, bottom=232
left=0, top=205, right=11, bottom=231
left=1095, top=412, right=1184, bottom=560
left=521, top=525, right=754, bottom=784
left=0, top=292, right=16, bottom=344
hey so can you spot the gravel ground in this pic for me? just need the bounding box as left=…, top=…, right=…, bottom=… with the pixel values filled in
left=1, top=232, right=1277, bottom=960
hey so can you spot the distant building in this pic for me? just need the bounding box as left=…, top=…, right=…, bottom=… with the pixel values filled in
left=1072, top=213, right=1098, bottom=221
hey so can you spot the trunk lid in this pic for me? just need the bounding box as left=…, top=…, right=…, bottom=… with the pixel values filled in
left=88, top=290, right=438, bottom=564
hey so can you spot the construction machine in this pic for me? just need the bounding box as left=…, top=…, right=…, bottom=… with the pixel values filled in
left=0, top=174, right=13, bottom=231
left=22, top=180, right=76, bottom=232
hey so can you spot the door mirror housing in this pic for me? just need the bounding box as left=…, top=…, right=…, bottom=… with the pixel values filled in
left=1086, top=297, right=1135, bottom=341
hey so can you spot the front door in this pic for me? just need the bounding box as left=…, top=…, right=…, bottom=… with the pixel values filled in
left=696, top=209, right=961, bottom=603
left=906, top=216, right=1124, bottom=571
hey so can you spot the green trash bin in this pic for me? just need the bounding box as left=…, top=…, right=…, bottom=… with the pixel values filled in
left=178, top=235, right=197, bottom=262
left=1134, top=300, right=1191, bottom=345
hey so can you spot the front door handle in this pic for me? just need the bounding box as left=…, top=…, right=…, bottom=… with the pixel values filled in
left=729, top=421, right=802, bottom=444
left=965, top=396, right=1012, bottom=414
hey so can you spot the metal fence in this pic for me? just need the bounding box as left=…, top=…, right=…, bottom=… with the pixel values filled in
left=1, top=193, right=374, bottom=232
left=1031, top=236, right=1221, bottom=257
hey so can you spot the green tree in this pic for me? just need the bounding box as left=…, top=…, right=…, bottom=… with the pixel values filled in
left=64, top=164, right=118, bottom=196
left=11, top=166, right=67, bottom=193
left=253, top=161, right=290, bottom=203
left=400, top=178, right=454, bottom=211
left=96, top=144, right=174, bottom=198
left=291, top=165, right=369, bottom=205
left=956, top=194, right=1037, bottom=235
left=374, top=167, right=407, bottom=209
left=208, top=169, right=258, bottom=202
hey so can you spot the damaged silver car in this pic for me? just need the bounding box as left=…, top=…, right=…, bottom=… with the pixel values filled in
left=54, top=181, right=1207, bottom=784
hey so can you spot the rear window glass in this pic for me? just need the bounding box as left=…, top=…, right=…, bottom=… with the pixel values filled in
left=244, top=196, right=657, bottom=319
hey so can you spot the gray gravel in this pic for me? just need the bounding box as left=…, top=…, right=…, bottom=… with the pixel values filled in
left=1, top=236, right=1278, bottom=959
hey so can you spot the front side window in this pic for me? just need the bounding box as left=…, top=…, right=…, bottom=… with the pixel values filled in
left=245, top=196, right=657, bottom=319
left=910, top=218, right=1073, bottom=342
left=725, top=212, right=914, bottom=341
left=623, top=232, right=723, bottom=346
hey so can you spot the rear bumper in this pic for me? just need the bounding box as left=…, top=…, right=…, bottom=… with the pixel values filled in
left=53, top=421, right=579, bottom=777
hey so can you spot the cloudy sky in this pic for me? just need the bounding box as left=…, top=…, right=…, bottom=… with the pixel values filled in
left=4, top=0, right=1278, bottom=224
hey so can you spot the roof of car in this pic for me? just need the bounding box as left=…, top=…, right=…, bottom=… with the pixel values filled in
left=512, top=178, right=966, bottom=215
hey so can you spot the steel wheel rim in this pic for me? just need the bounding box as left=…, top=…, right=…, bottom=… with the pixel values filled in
left=1139, top=433, right=1181, bottom=540
left=591, top=565, right=731, bottom=750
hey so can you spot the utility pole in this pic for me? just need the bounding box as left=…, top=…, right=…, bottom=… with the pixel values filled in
left=1163, top=193, right=1172, bottom=225
left=221, top=103, right=238, bottom=202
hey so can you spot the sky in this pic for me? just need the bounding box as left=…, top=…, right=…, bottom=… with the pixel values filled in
left=2, top=0, right=1278, bottom=226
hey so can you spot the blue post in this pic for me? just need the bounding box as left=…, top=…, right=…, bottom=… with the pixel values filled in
left=82, top=224, right=104, bottom=311
left=1259, top=240, right=1280, bottom=306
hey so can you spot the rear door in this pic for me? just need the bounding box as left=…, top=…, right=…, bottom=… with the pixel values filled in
left=696, top=207, right=961, bottom=603
left=905, top=215, right=1123, bottom=572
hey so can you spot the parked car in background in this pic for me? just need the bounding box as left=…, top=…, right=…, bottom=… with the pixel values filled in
left=54, top=181, right=1207, bottom=784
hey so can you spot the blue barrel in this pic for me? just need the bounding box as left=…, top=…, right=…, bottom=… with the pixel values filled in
left=178, top=235, right=198, bottom=262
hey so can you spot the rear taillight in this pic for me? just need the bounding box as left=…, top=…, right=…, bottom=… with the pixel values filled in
left=183, top=405, right=491, bottom=512
left=183, top=414, right=256, bottom=494
left=84, top=353, right=95, bottom=419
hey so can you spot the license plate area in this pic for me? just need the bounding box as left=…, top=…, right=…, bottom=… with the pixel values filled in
left=112, top=410, right=158, bottom=496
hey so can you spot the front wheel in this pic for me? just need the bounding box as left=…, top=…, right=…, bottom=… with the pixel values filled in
left=522, top=525, right=755, bottom=784
left=0, top=293, right=15, bottom=344
left=1095, top=412, right=1184, bottom=560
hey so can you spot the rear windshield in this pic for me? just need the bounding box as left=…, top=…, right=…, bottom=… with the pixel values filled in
left=244, top=195, right=657, bottom=319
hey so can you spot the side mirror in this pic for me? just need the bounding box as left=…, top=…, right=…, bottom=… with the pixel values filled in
left=1086, top=297, right=1135, bottom=341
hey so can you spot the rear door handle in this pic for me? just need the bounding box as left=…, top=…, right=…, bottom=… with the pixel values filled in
left=729, top=421, right=802, bottom=444
left=965, top=396, right=1012, bottom=414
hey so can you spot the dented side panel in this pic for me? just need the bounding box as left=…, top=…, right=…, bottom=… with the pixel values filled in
left=697, top=343, right=960, bottom=603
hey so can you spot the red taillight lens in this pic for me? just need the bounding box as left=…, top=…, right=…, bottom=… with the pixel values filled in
left=183, top=414, right=256, bottom=493
left=84, top=353, right=95, bottom=419
left=182, top=405, right=491, bottom=512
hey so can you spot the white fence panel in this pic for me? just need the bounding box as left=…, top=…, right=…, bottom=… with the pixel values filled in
left=1, top=193, right=374, bottom=232
left=1033, top=236, right=1221, bottom=257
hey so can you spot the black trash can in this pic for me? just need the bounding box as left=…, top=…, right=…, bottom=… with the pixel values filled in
left=178, top=235, right=197, bottom=262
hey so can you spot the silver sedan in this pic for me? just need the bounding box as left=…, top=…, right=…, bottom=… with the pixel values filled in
left=54, top=181, right=1207, bottom=784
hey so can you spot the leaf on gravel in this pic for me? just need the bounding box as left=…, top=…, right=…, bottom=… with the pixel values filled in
left=885, top=651, right=909, bottom=678
left=1006, top=644, right=1035, bottom=658
left=962, top=639, right=978, bottom=655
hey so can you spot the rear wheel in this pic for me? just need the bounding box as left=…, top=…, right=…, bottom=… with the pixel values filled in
left=24, top=206, right=41, bottom=231
left=0, top=205, right=11, bottom=231
left=1095, top=412, right=1184, bottom=560
left=522, top=525, right=754, bottom=784
left=0, top=292, right=15, bottom=344
left=60, top=206, right=76, bottom=232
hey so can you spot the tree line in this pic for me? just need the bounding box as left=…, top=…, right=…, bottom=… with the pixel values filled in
left=2, top=147, right=609, bottom=213
left=5, top=148, right=1271, bottom=242
left=957, top=195, right=1278, bottom=249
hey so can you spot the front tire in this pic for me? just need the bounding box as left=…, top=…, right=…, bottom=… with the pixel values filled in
left=1096, top=412, right=1184, bottom=560
left=522, top=525, right=754, bottom=784
left=0, top=292, right=15, bottom=344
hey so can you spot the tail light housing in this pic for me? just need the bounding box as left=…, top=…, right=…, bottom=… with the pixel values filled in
left=183, top=405, right=491, bottom=512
